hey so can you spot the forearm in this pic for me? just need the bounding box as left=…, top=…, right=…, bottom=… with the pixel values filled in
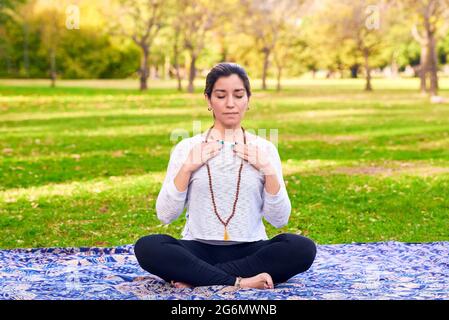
left=174, top=163, right=193, bottom=192
left=156, top=163, right=190, bottom=225
left=263, top=164, right=281, bottom=195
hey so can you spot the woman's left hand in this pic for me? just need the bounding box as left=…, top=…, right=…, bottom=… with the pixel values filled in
left=232, top=143, right=276, bottom=175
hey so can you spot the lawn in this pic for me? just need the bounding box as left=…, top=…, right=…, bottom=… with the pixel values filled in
left=1, top=78, right=448, bottom=249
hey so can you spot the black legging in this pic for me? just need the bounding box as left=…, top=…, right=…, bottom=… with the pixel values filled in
left=134, top=233, right=317, bottom=287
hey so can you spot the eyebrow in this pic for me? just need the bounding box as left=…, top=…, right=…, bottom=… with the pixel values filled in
left=213, top=89, right=245, bottom=93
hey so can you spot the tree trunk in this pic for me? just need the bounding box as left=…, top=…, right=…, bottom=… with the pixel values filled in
left=363, top=50, right=372, bottom=91
left=411, top=22, right=431, bottom=94
left=428, top=33, right=438, bottom=96
left=261, top=48, right=270, bottom=90
left=50, top=47, right=56, bottom=88
left=173, top=33, right=182, bottom=91
left=276, top=66, right=282, bottom=92
left=220, top=45, right=228, bottom=62
left=23, top=22, right=30, bottom=77
left=173, top=50, right=182, bottom=91
left=139, top=46, right=149, bottom=91
left=419, top=44, right=428, bottom=94
left=187, top=54, right=196, bottom=93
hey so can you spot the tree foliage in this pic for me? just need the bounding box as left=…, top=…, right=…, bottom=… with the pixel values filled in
left=1, top=0, right=449, bottom=93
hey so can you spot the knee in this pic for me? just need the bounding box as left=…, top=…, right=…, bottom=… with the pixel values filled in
left=299, top=236, right=317, bottom=271
left=134, top=234, right=174, bottom=266
left=280, top=233, right=317, bottom=272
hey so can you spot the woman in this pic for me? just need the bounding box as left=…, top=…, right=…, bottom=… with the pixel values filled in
left=134, top=62, right=316, bottom=290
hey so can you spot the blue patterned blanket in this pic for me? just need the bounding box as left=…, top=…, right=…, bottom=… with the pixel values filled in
left=0, top=241, right=448, bottom=300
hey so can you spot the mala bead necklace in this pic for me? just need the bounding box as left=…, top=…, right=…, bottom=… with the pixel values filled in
left=204, top=125, right=247, bottom=240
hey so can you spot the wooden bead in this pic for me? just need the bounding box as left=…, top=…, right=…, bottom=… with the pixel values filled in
left=205, top=125, right=246, bottom=239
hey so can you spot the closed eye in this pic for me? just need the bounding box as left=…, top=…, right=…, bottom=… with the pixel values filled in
left=216, top=96, right=244, bottom=99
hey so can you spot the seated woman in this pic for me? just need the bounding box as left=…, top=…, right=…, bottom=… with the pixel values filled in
left=134, top=62, right=316, bottom=290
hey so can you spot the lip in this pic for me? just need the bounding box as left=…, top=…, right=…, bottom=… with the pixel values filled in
left=224, top=113, right=239, bottom=115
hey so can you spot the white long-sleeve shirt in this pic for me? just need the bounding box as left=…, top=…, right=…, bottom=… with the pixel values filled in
left=155, top=131, right=291, bottom=245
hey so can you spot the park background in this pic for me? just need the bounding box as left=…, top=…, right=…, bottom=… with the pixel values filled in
left=0, top=0, right=448, bottom=250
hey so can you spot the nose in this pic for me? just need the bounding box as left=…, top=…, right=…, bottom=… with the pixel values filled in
left=226, top=95, right=235, bottom=108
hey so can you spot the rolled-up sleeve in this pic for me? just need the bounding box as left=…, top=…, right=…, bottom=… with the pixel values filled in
left=261, top=142, right=291, bottom=228
left=155, top=140, right=190, bottom=225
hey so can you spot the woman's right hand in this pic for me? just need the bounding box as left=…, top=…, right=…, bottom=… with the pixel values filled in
left=183, top=140, right=223, bottom=173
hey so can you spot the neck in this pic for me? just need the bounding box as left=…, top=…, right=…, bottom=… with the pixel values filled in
left=208, top=122, right=243, bottom=142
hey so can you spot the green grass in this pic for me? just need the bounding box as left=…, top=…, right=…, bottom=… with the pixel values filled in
left=1, top=78, right=449, bottom=249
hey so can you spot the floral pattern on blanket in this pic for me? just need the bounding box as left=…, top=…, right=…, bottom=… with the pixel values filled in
left=0, top=241, right=448, bottom=300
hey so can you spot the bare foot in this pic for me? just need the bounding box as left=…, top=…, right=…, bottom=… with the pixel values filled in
left=239, top=272, right=274, bottom=289
left=170, top=280, right=194, bottom=289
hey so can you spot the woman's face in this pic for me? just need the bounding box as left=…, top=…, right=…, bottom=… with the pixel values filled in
left=206, top=74, right=249, bottom=127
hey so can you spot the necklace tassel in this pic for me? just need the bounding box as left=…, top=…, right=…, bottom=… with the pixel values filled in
left=224, top=227, right=229, bottom=240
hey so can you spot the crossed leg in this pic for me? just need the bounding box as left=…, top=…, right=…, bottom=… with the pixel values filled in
left=134, top=234, right=236, bottom=287
left=134, top=233, right=316, bottom=288
left=212, top=233, right=316, bottom=284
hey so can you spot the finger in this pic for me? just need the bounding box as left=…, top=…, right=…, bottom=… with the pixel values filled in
left=232, top=144, right=245, bottom=155
left=202, top=140, right=216, bottom=147
left=204, top=148, right=221, bottom=161
left=234, top=146, right=249, bottom=155
left=193, top=143, right=219, bottom=160
left=211, top=148, right=222, bottom=156
left=233, top=142, right=245, bottom=150
left=205, top=139, right=221, bottom=145
left=233, top=150, right=248, bottom=162
left=211, top=144, right=223, bottom=153
left=234, top=144, right=254, bottom=157
left=203, top=148, right=217, bottom=158
left=266, top=277, right=274, bottom=289
left=203, top=142, right=222, bottom=153
left=234, top=148, right=256, bottom=162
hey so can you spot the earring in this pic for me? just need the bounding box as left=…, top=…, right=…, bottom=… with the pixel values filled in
left=247, top=105, right=250, bottom=110
left=208, top=106, right=212, bottom=111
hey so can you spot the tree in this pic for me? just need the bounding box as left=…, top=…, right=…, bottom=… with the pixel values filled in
left=0, top=0, right=25, bottom=76
left=5, top=0, right=38, bottom=77
left=175, top=0, right=221, bottom=93
left=35, top=5, right=65, bottom=87
left=111, top=0, right=168, bottom=90
left=0, top=0, right=23, bottom=23
left=309, top=0, right=391, bottom=90
left=272, top=20, right=302, bottom=91
left=296, top=15, right=346, bottom=78
left=398, top=0, right=449, bottom=96
left=239, top=0, right=306, bottom=90
left=171, top=15, right=184, bottom=91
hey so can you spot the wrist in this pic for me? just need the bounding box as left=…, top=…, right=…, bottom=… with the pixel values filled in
left=260, top=164, right=275, bottom=176
left=181, top=163, right=194, bottom=174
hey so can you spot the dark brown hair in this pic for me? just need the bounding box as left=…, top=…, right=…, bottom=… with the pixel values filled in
left=204, top=62, right=252, bottom=99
